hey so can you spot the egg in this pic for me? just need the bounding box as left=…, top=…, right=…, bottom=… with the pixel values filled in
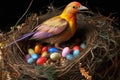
left=41, top=51, right=49, bottom=57
left=25, top=54, right=31, bottom=60
left=66, top=54, right=74, bottom=60
left=31, top=54, right=39, bottom=60
left=36, top=57, right=47, bottom=65
left=62, top=47, right=71, bottom=57
left=41, top=46, right=48, bottom=52
left=50, top=52, right=61, bottom=61
left=80, top=43, right=86, bottom=49
left=34, top=44, right=41, bottom=54
left=48, top=47, right=59, bottom=53
left=73, top=50, right=80, bottom=57
left=28, top=48, right=35, bottom=55
left=73, top=45, right=80, bottom=50
left=27, top=57, right=35, bottom=64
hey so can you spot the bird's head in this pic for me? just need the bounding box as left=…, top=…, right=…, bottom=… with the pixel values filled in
left=61, top=1, right=88, bottom=17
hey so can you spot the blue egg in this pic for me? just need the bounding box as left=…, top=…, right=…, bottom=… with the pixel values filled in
left=66, top=54, right=74, bottom=60
left=80, top=43, right=86, bottom=49
left=27, top=58, right=35, bottom=64
left=73, top=50, right=80, bottom=57
left=48, top=47, right=59, bottom=53
left=31, top=54, right=39, bottom=60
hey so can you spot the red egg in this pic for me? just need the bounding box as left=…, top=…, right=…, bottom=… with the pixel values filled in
left=41, top=46, right=48, bottom=53
left=36, top=57, right=47, bottom=65
left=72, top=45, right=80, bottom=50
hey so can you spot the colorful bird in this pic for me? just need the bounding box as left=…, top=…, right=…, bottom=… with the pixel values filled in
left=7, top=1, right=88, bottom=49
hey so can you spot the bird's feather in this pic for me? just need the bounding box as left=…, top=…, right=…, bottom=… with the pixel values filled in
left=6, top=32, right=35, bottom=47
left=30, top=16, right=69, bottom=40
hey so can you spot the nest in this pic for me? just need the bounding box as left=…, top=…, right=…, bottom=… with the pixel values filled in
left=0, top=10, right=120, bottom=80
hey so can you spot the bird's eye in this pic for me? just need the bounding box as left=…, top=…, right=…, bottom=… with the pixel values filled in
left=72, top=6, right=76, bottom=9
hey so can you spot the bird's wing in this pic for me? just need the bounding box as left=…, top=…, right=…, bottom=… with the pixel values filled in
left=30, top=16, right=69, bottom=40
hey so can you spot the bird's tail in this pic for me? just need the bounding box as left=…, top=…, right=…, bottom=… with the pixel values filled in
left=5, top=32, right=35, bottom=48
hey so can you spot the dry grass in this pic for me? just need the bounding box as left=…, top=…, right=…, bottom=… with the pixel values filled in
left=0, top=9, right=120, bottom=80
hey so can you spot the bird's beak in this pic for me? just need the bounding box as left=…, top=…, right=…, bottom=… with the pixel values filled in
left=78, top=5, right=94, bottom=15
left=78, top=5, right=88, bottom=11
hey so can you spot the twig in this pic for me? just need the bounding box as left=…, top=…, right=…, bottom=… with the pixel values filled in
left=90, top=50, right=94, bottom=62
left=79, top=63, right=92, bottom=80
left=0, top=49, right=5, bottom=80
left=14, top=0, right=34, bottom=29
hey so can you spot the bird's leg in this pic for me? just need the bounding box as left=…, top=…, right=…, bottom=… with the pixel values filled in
left=55, top=43, right=63, bottom=50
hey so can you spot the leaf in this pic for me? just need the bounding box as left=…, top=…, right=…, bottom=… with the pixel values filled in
left=44, top=66, right=55, bottom=80
left=35, top=66, right=55, bottom=80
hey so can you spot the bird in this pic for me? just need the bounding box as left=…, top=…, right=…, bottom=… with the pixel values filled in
left=7, top=1, right=88, bottom=49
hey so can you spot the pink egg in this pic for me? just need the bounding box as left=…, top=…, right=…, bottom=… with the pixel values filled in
left=36, top=57, right=47, bottom=65
left=62, top=47, right=71, bottom=57
left=72, top=45, right=80, bottom=50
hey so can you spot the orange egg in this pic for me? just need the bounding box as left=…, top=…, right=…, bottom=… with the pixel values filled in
left=34, top=44, right=42, bottom=54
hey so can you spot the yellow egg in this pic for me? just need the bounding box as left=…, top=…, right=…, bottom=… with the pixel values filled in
left=41, top=51, right=49, bottom=57
left=50, top=53, right=61, bottom=61
left=34, top=44, right=42, bottom=54
left=28, top=48, right=35, bottom=55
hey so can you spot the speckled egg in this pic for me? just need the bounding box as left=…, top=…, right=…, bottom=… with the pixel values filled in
left=27, top=57, right=35, bottom=64
left=41, top=51, right=49, bottom=57
left=62, top=47, right=71, bottom=57
left=48, top=47, right=59, bottom=53
left=66, top=54, right=74, bottom=60
left=80, top=43, right=86, bottom=49
left=31, top=54, right=39, bottom=60
left=50, top=52, right=61, bottom=61
left=28, top=48, right=35, bottom=55
left=73, top=50, right=80, bottom=57
left=36, top=57, right=47, bottom=65
left=34, top=44, right=41, bottom=54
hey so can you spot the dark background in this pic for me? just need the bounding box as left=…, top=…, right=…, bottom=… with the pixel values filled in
left=0, top=0, right=119, bottom=32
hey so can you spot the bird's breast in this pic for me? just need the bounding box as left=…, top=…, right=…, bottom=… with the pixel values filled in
left=69, top=19, right=77, bottom=34
left=61, top=15, right=77, bottom=35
